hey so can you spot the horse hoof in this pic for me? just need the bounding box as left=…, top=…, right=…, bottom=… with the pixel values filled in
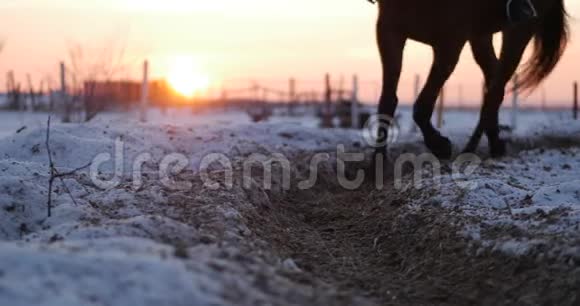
left=426, top=135, right=453, bottom=159
left=490, top=139, right=507, bottom=158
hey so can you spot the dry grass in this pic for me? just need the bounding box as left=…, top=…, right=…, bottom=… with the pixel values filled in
left=243, top=167, right=580, bottom=306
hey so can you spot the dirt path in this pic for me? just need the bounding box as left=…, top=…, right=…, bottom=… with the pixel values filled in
left=245, top=173, right=580, bottom=305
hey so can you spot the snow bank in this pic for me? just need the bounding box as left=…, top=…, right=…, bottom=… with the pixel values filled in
left=0, top=240, right=225, bottom=306
left=0, top=117, right=363, bottom=240
left=0, top=117, right=366, bottom=305
left=402, top=142, right=580, bottom=261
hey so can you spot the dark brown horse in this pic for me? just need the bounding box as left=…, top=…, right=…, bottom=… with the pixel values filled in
left=372, top=0, right=569, bottom=158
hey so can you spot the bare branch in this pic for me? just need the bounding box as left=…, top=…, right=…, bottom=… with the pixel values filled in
left=46, top=117, right=55, bottom=171
left=54, top=162, right=91, bottom=178
left=46, top=117, right=56, bottom=217
left=57, top=177, right=80, bottom=206
left=64, top=33, right=129, bottom=122
left=45, top=116, right=91, bottom=217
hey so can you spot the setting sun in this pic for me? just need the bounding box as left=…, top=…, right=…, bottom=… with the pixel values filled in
left=166, top=56, right=210, bottom=98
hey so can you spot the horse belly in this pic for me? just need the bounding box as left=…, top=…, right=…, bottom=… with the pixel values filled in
left=404, top=19, right=470, bottom=45
left=380, top=0, right=504, bottom=45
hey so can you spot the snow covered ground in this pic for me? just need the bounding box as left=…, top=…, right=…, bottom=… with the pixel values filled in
left=399, top=144, right=580, bottom=261
left=0, top=111, right=50, bottom=139
left=0, top=106, right=574, bottom=140
left=0, top=108, right=322, bottom=140
left=387, top=120, right=580, bottom=261
left=0, top=108, right=579, bottom=305
left=0, top=115, right=367, bottom=306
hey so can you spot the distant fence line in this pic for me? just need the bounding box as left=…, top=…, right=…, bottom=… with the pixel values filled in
left=2, top=60, right=579, bottom=126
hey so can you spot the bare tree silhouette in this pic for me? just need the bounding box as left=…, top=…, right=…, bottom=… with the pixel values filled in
left=65, top=35, right=128, bottom=122
left=0, top=41, right=22, bottom=111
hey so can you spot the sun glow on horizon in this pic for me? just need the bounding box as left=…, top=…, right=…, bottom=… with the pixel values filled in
left=166, top=56, right=210, bottom=98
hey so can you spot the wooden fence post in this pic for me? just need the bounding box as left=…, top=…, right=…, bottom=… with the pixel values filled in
left=140, top=60, right=149, bottom=122
left=252, top=81, right=259, bottom=102
left=27, top=74, right=36, bottom=112
left=437, top=86, right=445, bottom=129
left=60, top=62, right=71, bottom=122
left=289, top=78, right=296, bottom=103
left=6, top=71, right=17, bottom=110
left=351, top=75, right=359, bottom=129
left=338, top=75, right=344, bottom=101
left=574, top=81, right=578, bottom=120
left=289, top=78, right=296, bottom=115
left=409, top=74, right=421, bottom=133
left=322, top=74, right=333, bottom=127
left=511, top=75, right=519, bottom=129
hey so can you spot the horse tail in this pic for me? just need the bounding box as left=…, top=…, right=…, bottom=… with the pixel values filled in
left=519, top=0, right=569, bottom=90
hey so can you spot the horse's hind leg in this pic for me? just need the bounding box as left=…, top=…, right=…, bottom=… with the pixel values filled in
left=470, top=28, right=533, bottom=157
left=375, top=20, right=406, bottom=155
left=464, top=35, right=499, bottom=153
left=413, top=42, right=464, bottom=159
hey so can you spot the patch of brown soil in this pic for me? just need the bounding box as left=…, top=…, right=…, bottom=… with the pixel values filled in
left=245, top=177, right=580, bottom=305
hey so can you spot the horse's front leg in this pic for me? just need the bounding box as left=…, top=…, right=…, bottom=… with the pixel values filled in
left=374, top=19, right=406, bottom=156
left=467, top=28, right=533, bottom=157
left=413, top=41, right=464, bottom=159
left=464, top=36, right=498, bottom=154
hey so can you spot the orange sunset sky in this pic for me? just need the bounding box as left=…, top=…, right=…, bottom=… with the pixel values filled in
left=0, top=0, right=578, bottom=106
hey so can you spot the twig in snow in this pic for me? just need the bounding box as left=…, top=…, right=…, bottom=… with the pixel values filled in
left=46, top=117, right=56, bottom=217
left=45, top=116, right=91, bottom=217
left=57, top=177, right=80, bottom=206
left=16, top=126, right=27, bottom=134
left=54, top=163, right=92, bottom=178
